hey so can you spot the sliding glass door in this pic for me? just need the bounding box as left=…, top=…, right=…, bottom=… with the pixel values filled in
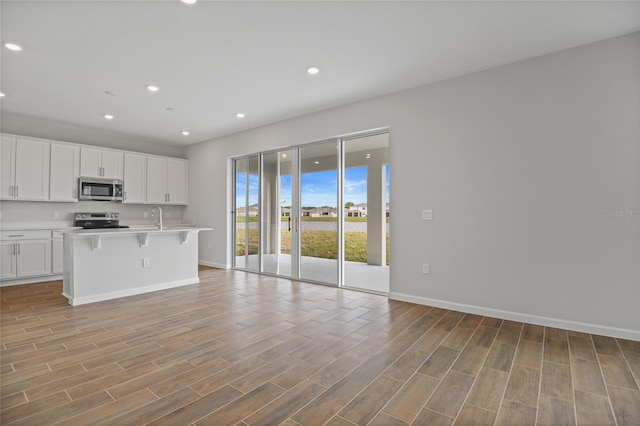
left=233, top=131, right=389, bottom=293
left=234, top=155, right=259, bottom=272
left=260, top=150, right=293, bottom=278
left=299, top=141, right=340, bottom=285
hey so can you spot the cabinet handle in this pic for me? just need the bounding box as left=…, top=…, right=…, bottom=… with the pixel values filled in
left=8, top=234, right=24, bottom=237
left=15, top=186, right=18, bottom=197
left=124, top=191, right=127, bottom=201
left=168, top=194, right=170, bottom=203
left=17, top=243, right=20, bottom=255
left=9, top=185, right=13, bottom=197
left=12, top=243, right=15, bottom=255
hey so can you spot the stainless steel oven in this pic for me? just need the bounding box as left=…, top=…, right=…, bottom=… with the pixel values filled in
left=78, top=177, right=124, bottom=201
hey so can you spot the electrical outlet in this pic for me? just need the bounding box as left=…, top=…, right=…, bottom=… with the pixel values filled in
left=207, top=242, right=212, bottom=249
left=422, top=210, right=433, bottom=220
left=143, top=212, right=148, bottom=218
left=143, top=258, right=150, bottom=268
left=422, top=263, right=430, bottom=274
left=53, top=212, right=60, bottom=220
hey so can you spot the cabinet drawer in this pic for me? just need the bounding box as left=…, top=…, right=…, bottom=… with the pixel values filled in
left=1, top=230, right=52, bottom=240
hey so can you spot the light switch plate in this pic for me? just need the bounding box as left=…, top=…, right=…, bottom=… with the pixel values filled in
left=422, top=210, right=433, bottom=220
left=422, top=263, right=430, bottom=274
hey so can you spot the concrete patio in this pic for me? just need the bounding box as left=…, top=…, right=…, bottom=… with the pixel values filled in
left=235, top=254, right=389, bottom=293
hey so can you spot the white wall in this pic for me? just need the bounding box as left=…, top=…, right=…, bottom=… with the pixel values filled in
left=0, top=201, right=185, bottom=229
left=184, top=33, right=640, bottom=339
left=0, top=113, right=183, bottom=158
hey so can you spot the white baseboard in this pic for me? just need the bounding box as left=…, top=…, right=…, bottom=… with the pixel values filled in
left=388, top=292, right=640, bottom=341
left=199, top=260, right=230, bottom=269
left=66, top=278, right=200, bottom=306
left=1, top=274, right=63, bottom=287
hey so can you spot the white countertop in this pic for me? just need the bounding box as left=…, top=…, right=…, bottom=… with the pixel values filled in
left=64, top=226, right=212, bottom=237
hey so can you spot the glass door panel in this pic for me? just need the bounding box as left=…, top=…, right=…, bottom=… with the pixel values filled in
left=234, top=156, right=260, bottom=271
left=261, top=150, right=293, bottom=277
left=343, top=133, right=390, bottom=293
left=299, top=141, right=339, bottom=285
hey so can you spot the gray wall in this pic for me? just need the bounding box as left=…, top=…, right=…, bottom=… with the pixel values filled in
left=185, top=33, right=639, bottom=338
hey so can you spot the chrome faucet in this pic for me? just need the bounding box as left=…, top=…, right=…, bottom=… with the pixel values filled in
left=151, top=205, right=163, bottom=230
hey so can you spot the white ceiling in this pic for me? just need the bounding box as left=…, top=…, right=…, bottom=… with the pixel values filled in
left=1, top=1, right=638, bottom=147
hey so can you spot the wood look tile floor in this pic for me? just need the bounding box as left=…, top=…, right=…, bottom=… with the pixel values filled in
left=1, top=267, right=639, bottom=425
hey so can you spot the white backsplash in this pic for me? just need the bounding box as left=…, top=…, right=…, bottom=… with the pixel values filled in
left=0, top=200, right=186, bottom=229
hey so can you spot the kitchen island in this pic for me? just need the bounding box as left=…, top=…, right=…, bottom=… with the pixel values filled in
left=62, top=226, right=211, bottom=305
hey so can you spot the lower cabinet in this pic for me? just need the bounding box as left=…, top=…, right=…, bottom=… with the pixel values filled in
left=0, top=230, right=53, bottom=281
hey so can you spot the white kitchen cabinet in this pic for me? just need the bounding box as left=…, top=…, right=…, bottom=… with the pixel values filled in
left=50, top=143, right=80, bottom=202
left=52, top=231, right=64, bottom=274
left=146, top=156, right=188, bottom=205
left=80, top=146, right=123, bottom=179
left=1, top=137, right=51, bottom=200
left=0, top=242, right=17, bottom=280
left=123, top=153, right=147, bottom=204
left=0, top=231, right=52, bottom=279
left=167, top=158, right=188, bottom=205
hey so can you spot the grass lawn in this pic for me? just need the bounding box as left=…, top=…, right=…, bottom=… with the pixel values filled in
left=236, top=229, right=390, bottom=265
left=237, top=216, right=389, bottom=223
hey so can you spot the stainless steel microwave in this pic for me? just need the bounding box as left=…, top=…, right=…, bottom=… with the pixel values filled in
left=78, top=177, right=124, bottom=201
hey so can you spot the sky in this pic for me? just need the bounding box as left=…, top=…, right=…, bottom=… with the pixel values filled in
left=236, top=165, right=390, bottom=208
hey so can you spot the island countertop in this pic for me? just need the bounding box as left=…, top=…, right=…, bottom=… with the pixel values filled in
left=64, top=226, right=212, bottom=237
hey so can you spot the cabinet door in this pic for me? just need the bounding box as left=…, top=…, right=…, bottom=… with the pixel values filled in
left=52, top=239, right=63, bottom=274
left=146, top=156, right=168, bottom=204
left=14, top=139, right=50, bottom=200
left=101, top=149, right=124, bottom=179
left=50, top=143, right=80, bottom=201
left=123, top=153, right=146, bottom=204
left=0, top=242, right=17, bottom=279
left=0, top=137, right=16, bottom=199
left=80, top=146, right=102, bottom=178
left=166, top=158, right=188, bottom=205
left=16, top=240, right=51, bottom=278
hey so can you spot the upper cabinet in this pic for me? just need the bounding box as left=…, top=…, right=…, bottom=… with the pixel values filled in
left=50, top=143, right=80, bottom=202
left=1, top=134, right=187, bottom=205
left=80, top=146, right=123, bottom=179
left=146, top=156, right=188, bottom=205
left=123, top=153, right=147, bottom=204
left=1, top=136, right=50, bottom=201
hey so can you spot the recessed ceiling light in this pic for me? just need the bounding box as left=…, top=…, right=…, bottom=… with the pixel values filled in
left=182, top=0, right=197, bottom=4
left=181, top=131, right=190, bottom=136
left=314, top=161, right=320, bottom=164
left=366, top=153, right=371, bottom=159
left=307, top=66, right=320, bottom=75
left=146, top=85, right=159, bottom=92
left=235, top=113, right=245, bottom=118
left=0, top=93, right=5, bottom=98
left=104, top=114, right=114, bottom=120
left=4, top=43, right=22, bottom=51
left=282, top=153, right=287, bottom=158
left=104, top=91, right=117, bottom=96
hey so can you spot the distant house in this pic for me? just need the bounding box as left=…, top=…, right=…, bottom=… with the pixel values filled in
left=347, top=203, right=367, bottom=217
left=236, top=204, right=259, bottom=217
